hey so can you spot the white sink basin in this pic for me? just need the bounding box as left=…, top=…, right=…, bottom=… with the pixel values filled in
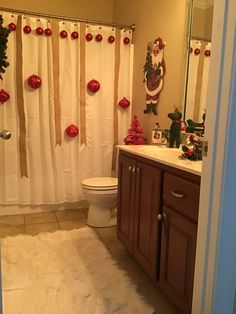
left=137, top=145, right=181, bottom=158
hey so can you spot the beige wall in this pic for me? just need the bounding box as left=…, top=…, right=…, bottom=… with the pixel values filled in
left=0, top=0, right=114, bottom=22
left=113, top=0, right=188, bottom=143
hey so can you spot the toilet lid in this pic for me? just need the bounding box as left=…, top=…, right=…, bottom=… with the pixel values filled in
left=82, top=177, right=118, bottom=190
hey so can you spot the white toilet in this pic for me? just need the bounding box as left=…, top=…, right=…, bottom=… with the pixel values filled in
left=81, top=177, right=118, bottom=227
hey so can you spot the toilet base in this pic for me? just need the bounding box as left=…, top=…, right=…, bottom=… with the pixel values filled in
left=87, top=205, right=117, bottom=227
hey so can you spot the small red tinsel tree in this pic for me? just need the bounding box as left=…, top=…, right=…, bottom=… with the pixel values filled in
left=124, top=115, right=146, bottom=145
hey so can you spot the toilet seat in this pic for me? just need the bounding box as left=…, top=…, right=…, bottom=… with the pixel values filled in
left=82, top=177, right=118, bottom=191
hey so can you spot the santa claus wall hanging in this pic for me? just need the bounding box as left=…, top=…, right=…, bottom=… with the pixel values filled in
left=143, top=37, right=166, bottom=115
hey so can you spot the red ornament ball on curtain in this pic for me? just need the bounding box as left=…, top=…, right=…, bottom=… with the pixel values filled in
left=60, top=30, right=68, bottom=38
left=36, top=27, right=44, bottom=35
left=108, top=35, right=115, bottom=43
left=44, top=28, right=52, bottom=36
left=123, top=37, right=130, bottom=45
left=23, top=25, right=32, bottom=34
left=205, top=49, right=211, bottom=57
left=9, top=23, right=16, bottom=31
left=87, top=80, right=100, bottom=93
left=0, top=89, right=10, bottom=104
left=119, top=97, right=130, bottom=109
left=66, top=124, right=79, bottom=137
left=86, top=33, right=93, bottom=41
left=95, top=34, right=103, bottom=42
left=194, top=48, right=201, bottom=55
left=71, top=31, right=79, bottom=39
left=189, top=47, right=193, bottom=53
left=28, top=74, right=42, bottom=89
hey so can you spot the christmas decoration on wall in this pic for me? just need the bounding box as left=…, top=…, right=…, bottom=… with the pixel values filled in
left=194, top=48, right=201, bottom=55
left=0, top=88, right=10, bottom=103
left=8, top=22, right=16, bottom=31
left=168, top=108, right=182, bottom=148
left=0, top=16, right=10, bottom=79
left=36, top=27, right=44, bottom=35
left=27, top=74, right=42, bottom=89
left=71, top=31, right=79, bottom=39
left=87, top=79, right=100, bottom=93
left=118, top=97, right=130, bottom=110
left=143, top=37, right=166, bottom=115
left=123, top=37, right=130, bottom=45
left=23, top=25, right=32, bottom=34
left=44, top=28, right=52, bottom=36
left=86, top=33, right=93, bottom=41
left=124, top=115, right=146, bottom=145
left=108, top=35, right=115, bottom=44
left=95, top=34, right=103, bottom=42
left=179, top=134, right=203, bottom=161
left=65, top=124, right=79, bottom=137
left=60, top=30, right=68, bottom=38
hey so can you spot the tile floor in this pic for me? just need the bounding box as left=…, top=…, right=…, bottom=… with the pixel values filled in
left=0, top=207, right=177, bottom=314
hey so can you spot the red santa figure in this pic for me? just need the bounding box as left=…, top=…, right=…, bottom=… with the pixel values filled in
left=143, top=37, right=166, bottom=115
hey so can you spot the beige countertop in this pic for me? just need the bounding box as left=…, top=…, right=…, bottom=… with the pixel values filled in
left=117, top=145, right=202, bottom=176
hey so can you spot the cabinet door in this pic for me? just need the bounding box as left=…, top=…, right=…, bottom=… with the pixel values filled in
left=133, top=161, right=162, bottom=280
left=159, top=206, right=197, bottom=314
left=117, top=154, right=136, bottom=253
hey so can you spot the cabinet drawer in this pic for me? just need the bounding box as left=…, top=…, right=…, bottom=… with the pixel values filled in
left=163, top=173, right=200, bottom=222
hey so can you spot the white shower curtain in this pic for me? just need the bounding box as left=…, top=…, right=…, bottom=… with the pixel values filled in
left=0, top=12, right=133, bottom=205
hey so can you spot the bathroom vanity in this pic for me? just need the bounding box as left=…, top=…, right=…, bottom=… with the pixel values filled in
left=116, top=145, right=201, bottom=314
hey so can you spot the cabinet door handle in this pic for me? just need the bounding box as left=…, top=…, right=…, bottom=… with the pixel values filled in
left=132, top=166, right=136, bottom=173
left=136, top=167, right=140, bottom=174
left=128, top=166, right=132, bottom=172
left=171, top=190, right=184, bottom=198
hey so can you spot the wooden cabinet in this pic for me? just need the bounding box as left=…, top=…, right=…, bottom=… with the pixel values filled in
left=117, top=153, right=162, bottom=280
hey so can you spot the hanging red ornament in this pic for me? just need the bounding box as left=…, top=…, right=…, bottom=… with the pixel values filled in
left=44, top=28, right=52, bottom=36
left=23, top=25, right=32, bottom=34
left=123, top=37, right=130, bottom=45
left=119, top=97, right=130, bottom=109
left=87, top=79, right=100, bottom=93
left=86, top=33, right=93, bottom=41
left=71, top=31, right=79, bottom=39
left=9, top=23, right=16, bottom=31
left=0, top=89, right=10, bottom=104
left=60, top=30, right=68, bottom=38
left=189, top=47, right=193, bottom=53
left=108, top=35, right=115, bottom=43
left=36, top=27, right=44, bottom=35
left=66, top=124, right=79, bottom=137
left=205, top=49, right=211, bottom=57
left=27, top=74, right=42, bottom=89
left=194, top=48, right=201, bottom=55
left=95, top=34, right=103, bottom=42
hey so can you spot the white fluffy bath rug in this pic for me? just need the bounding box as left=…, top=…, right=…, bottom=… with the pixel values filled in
left=1, top=227, right=154, bottom=314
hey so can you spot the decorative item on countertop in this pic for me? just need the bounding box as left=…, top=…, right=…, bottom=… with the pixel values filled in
left=65, top=124, right=79, bottom=137
left=179, top=134, right=203, bottom=161
left=143, top=37, right=166, bottom=115
left=87, top=79, right=100, bottom=93
left=186, top=110, right=206, bottom=135
left=118, top=97, right=130, bottom=110
left=151, top=123, right=162, bottom=145
left=124, top=115, right=146, bottom=145
left=0, top=16, right=10, bottom=79
left=168, top=108, right=182, bottom=148
left=0, top=88, right=10, bottom=103
left=27, top=74, right=42, bottom=89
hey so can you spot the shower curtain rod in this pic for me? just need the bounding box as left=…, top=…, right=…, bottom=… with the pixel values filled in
left=0, top=7, right=136, bottom=31
left=191, top=35, right=211, bottom=42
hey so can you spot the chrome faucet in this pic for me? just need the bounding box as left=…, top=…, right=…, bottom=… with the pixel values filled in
left=0, top=130, right=11, bottom=140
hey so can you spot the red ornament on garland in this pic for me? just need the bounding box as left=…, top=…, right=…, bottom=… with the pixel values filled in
left=71, top=31, right=79, bottom=39
left=36, top=27, right=44, bottom=35
left=123, top=37, right=130, bottom=45
left=44, top=28, right=52, bottom=36
left=0, top=89, right=10, bottom=104
left=86, top=33, right=93, bottom=41
left=187, top=149, right=194, bottom=156
left=108, top=35, right=115, bottom=43
left=119, top=97, right=130, bottom=109
left=194, top=48, right=201, bottom=55
left=9, top=23, right=16, bottom=31
left=23, top=25, right=32, bottom=34
left=205, top=49, right=211, bottom=57
left=60, top=30, right=68, bottom=38
left=95, top=34, right=103, bottom=42
left=66, top=124, right=79, bottom=137
left=27, top=74, right=42, bottom=89
left=87, top=79, right=100, bottom=93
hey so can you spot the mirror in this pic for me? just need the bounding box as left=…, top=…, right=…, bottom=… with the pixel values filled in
left=184, top=0, right=214, bottom=124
